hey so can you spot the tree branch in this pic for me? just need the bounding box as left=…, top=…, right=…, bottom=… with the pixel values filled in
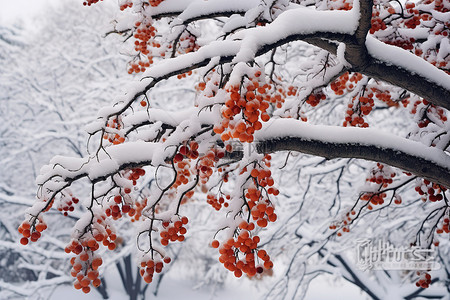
left=255, top=119, right=450, bottom=188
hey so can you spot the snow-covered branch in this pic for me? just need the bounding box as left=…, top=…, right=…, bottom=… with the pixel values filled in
left=255, top=119, right=450, bottom=188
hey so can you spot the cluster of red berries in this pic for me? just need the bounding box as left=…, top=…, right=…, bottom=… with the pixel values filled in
left=19, top=219, right=47, bottom=245
left=384, top=38, right=416, bottom=51
left=245, top=171, right=278, bottom=227
left=128, top=21, right=158, bottom=74
left=214, top=70, right=289, bottom=143
left=106, top=194, right=133, bottom=220
left=343, top=96, right=372, bottom=128
left=415, top=179, right=446, bottom=202
left=129, top=61, right=151, bottom=75
left=126, top=168, right=146, bottom=186
left=105, top=169, right=146, bottom=219
left=372, top=87, right=399, bottom=107
left=206, top=193, right=231, bottom=211
left=139, top=257, right=168, bottom=284
left=306, top=91, right=326, bottom=107
left=173, top=160, right=192, bottom=189
left=360, top=192, right=388, bottom=209
left=103, top=118, right=125, bottom=145
left=175, top=32, right=199, bottom=55
left=409, top=98, right=424, bottom=115
left=332, top=72, right=374, bottom=127
left=119, top=1, right=133, bottom=11
left=67, top=239, right=103, bottom=293
left=82, top=0, right=103, bottom=6
left=198, top=149, right=225, bottom=184
left=359, top=164, right=396, bottom=210
left=58, top=196, right=79, bottom=216
left=213, top=221, right=273, bottom=277
left=174, top=141, right=200, bottom=163
left=287, top=85, right=297, bottom=97
left=329, top=210, right=356, bottom=236
left=366, top=163, right=395, bottom=187
left=130, top=197, right=147, bottom=222
left=423, top=102, right=448, bottom=122
left=159, top=217, right=189, bottom=245
left=409, top=100, right=447, bottom=133
left=149, top=0, right=165, bottom=7
left=331, top=72, right=360, bottom=96
left=249, top=166, right=277, bottom=190
left=176, top=70, right=193, bottom=80
left=436, top=215, right=449, bottom=235
left=171, top=142, right=200, bottom=191
left=405, top=3, right=422, bottom=29
left=91, top=227, right=117, bottom=251
left=370, top=11, right=387, bottom=34
left=415, top=271, right=432, bottom=288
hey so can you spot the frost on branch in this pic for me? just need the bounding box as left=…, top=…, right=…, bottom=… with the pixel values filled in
left=21, top=0, right=449, bottom=296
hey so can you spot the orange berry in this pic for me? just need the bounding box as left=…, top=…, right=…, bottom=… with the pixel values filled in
left=35, top=223, right=46, bottom=232
left=80, top=278, right=91, bottom=287
left=93, top=278, right=101, bottom=287
left=263, top=260, right=273, bottom=269
left=73, top=280, right=82, bottom=290
left=80, top=253, right=89, bottom=261
left=144, top=274, right=153, bottom=283
left=73, top=263, right=82, bottom=272
left=92, top=257, right=103, bottom=268
left=234, top=269, right=243, bottom=277
left=268, top=214, right=277, bottom=222
left=87, top=271, right=98, bottom=280
left=257, top=218, right=268, bottom=227
left=211, top=240, right=220, bottom=248
left=108, top=243, right=116, bottom=250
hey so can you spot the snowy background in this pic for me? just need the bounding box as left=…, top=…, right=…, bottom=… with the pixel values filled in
left=0, top=1, right=367, bottom=299
left=3, top=0, right=447, bottom=299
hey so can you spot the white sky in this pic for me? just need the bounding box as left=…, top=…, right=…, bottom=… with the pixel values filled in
left=0, top=0, right=65, bottom=26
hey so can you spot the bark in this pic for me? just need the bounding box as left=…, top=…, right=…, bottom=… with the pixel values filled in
left=256, top=136, right=450, bottom=188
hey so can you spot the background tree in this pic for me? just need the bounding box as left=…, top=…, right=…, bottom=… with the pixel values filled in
left=19, top=0, right=449, bottom=299
left=1, top=3, right=227, bottom=299
left=0, top=2, right=135, bottom=298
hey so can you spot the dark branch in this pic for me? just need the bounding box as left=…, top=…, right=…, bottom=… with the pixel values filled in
left=256, top=136, right=450, bottom=188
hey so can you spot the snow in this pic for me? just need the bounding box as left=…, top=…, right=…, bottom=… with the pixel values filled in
left=0, top=0, right=63, bottom=27
left=337, top=43, right=351, bottom=68
left=233, top=3, right=359, bottom=63
left=147, top=40, right=240, bottom=79
left=123, top=108, right=195, bottom=128
left=174, top=0, right=260, bottom=23
left=366, top=35, right=450, bottom=91
left=148, top=0, right=195, bottom=16
left=255, top=118, right=450, bottom=170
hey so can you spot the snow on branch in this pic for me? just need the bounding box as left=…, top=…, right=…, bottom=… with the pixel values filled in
left=38, top=113, right=450, bottom=203
left=365, top=36, right=450, bottom=110
left=255, top=119, right=450, bottom=188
